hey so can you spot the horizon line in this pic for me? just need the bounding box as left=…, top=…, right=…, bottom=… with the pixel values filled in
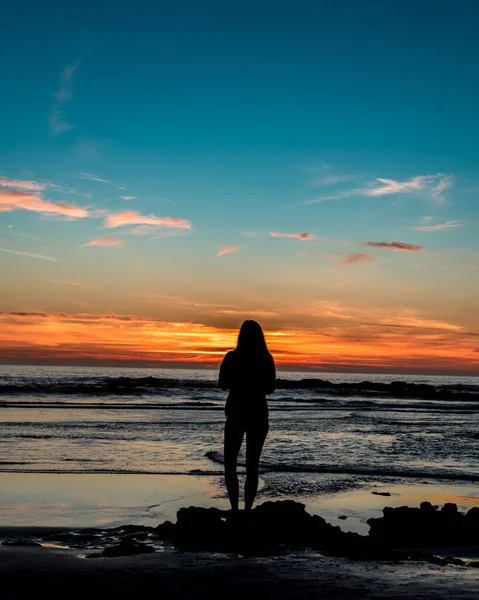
left=0, top=359, right=477, bottom=377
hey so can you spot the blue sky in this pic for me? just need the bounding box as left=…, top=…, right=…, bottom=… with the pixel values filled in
left=0, top=0, right=478, bottom=372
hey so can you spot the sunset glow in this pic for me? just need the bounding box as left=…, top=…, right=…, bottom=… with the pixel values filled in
left=1, top=310, right=478, bottom=374
left=1, top=2, right=478, bottom=375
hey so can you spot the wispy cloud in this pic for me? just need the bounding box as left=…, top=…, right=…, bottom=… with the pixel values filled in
left=0, top=247, right=59, bottom=261
left=366, top=177, right=426, bottom=196
left=104, top=210, right=192, bottom=229
left=359, top=241, right=424, bottom=252
left=49, top=63, right=78, bottom=135
left=342, top=252, right=375, bottom=267
left=241, top=231, right=263, bottom=239
left=1, top=227, right=53, bottom=244
left=410, top=220, right=462, bottom=231
left=365, top=174, right=453, bottom=204
left=49, top=278, right=88, bottom=288
left=0, top=189, right=89, bottom=219
left=308, top=189, right=358, bottom=203
left=310, top=173, right=453, bottom=205
left=82, top=236, right=124, bottom=247
left=0, top=176, right=49, bottom=192
left=217, top=246, right=241, bottom=256
left=76, top=172, right=116, bottom=186
left=126, top=225, right=190, bottom=239
left=311, top=174, right=354, bottom=187
left=271, top=230, right=315, bottom=241
left=120, top=196, right=136, bottom=201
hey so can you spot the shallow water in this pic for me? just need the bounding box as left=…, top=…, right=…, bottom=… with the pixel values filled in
left=1, top=365, right=479, bottom=500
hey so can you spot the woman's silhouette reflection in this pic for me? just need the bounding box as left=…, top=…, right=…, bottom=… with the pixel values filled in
left=218, top=320, right=276, bottom=513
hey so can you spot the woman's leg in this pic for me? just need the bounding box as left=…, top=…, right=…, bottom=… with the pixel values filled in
left=244, top=420, right=269, bottom=511
left=224, top=418, right=245, bottom=512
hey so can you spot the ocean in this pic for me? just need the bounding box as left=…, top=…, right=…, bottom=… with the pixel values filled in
left=1, top=364, right=478, bottom=502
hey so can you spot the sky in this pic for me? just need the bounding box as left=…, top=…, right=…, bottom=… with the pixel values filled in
left=0, top=0, right=478, bottom=374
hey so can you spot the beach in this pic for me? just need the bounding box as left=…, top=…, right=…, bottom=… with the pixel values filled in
left=1, top=474, right=479, bottom=599
left=1, top=365, right=479, bottom=597
left=3, top=543, right=479, bottom=600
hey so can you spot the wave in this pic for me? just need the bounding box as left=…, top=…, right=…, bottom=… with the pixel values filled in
left=0, top=375, right=478, bottom=401
left=2, top=401, right=477, bottom=414
left=205, top=451, right=479, bottom=483
left=2, top=458, right=479, bottom=484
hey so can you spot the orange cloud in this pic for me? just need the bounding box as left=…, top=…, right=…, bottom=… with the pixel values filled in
left=359, top=241, right=423, bottom=252
left=0, top=310, right=477, bottom=374
left=271, top=231, right=314, bottom=241
left=0, top=189, right=88, bottom=219
left=104, top=210, right=192, bottom=229
left=342, top=253, right=375, bottom=267
left=120, top=196, right=136, bottom=201
left=217, top=246, right=241, bottom=256
left=82, top=236, right=124, bottom=247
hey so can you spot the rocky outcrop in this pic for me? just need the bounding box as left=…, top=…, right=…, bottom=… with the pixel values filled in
left=33, top=500, right=479, bottom=568
left=368, top=502, right=479, bottom=547
left=87, top=536, right=156, bottom=558
left=1, top=538, right=42, bottom=547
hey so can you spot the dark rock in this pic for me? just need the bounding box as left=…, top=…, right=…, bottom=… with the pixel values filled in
left=466, top=507, right=479, bottom=522
left=109, top=524, right=154, bottom=535
left=154, top=520, right=176, bottom=541
left=441, top=503, right=458, bottom=514
left=420, top=501, right=436, bottom=512
left=338, top=515, right=348, bottom=520
left=444, top=556, right=466, bottom=566
left=97, top=536, right=155, bottom=558
left=368, top=501, right=476, bottom=548
left=42, top=528, right=102, bottom=545
left=372, top=492, right=391, bottom=497
left=1, top=538, right=42, bottom=547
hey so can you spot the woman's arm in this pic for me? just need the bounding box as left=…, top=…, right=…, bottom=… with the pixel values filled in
left=218, top=352, right=233, bottom=391
left=265, top=354, right=276, bottom=395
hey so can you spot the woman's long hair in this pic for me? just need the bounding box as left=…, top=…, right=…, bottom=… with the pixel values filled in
left=235, top=320, right=269, bottom=359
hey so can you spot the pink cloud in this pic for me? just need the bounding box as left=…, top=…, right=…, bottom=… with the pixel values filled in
left=104, top=210, right=192, bottom=229
left=82, top=236, right=124, bottom=247
left=217, top=246, right=241, bottom=256
left=342, top=253, right=375, bottom=267
left=359, top=241, right=423, bottom=252
left=270, top=230, right=314, bottom=241
left=410, top=220, right=462, bottom=231
left=0, top=189, right=88, bottom=219
left=0, top=176, right=48, bottom=192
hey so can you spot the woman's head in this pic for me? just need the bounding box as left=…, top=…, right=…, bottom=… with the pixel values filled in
left=236, top=320, right=268, bottom=353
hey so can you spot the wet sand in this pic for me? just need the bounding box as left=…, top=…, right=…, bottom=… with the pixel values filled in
left=2, top=545, right=479, bottom=600
left=1, top=472, right=478, bottom=534
left=2, top=474, right=479, bottom=598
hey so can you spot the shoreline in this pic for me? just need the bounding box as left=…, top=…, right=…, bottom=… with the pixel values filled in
left=1, top=472, right=478, bottom=534
left=2, top=474, right=479, bottom=599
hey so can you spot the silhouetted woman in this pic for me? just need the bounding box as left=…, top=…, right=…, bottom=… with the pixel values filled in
left=218, top=320, right=276, bottom=513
